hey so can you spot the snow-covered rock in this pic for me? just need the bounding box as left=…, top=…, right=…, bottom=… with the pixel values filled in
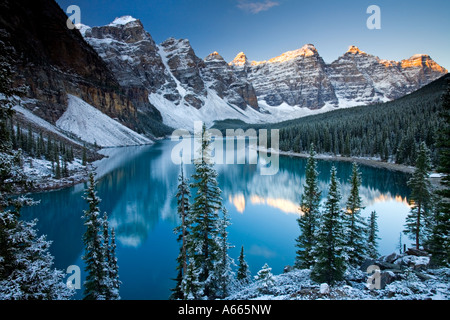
left=56, top=95, right=152, bottom=147
left=320, top=283, right=330, bottom=294
left=401, top=256, right=430, bottom=270
left=227, top=266, right=450, bottom=300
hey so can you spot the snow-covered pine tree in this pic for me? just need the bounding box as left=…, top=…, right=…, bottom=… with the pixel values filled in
left=82, top=172, right=107, bottom=300
left=171, top=164, right=191, bottom=300
left=181, top=257, right=202, bottom=300
left=366, top=211, right=380, bottom=260
left=254, top=263, right=274, bottom=294
left=0, top=197, right=74, bottom=300
left=0, top=37, right=18, bottom=154
left=311, top=166, right=347, bottom=285
left=345, top=162, right=367, bottom=266
left=237, top=246, right=251, bottom=286
left=101, top=213, right=120, bottom=300
left=404, top=142, right=433, bottom=250
left=423, top=197, right=448, bottom=266
left=214, top=208, right=235, bottom=299
left=0, top=38, right=28, bottom=196
left=295, top=143, right=321, bottom=269
left=426, top=82, right=450, bottom=266
left=188, top=123, right=223, bottom=299
left=108, top=227, right=120, bottom=300
left=0, top=37, right=71, bottom=300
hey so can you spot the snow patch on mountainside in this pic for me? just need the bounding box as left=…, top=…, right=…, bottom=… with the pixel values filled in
left=13, top=103, right=82, bottom=146
left=149, top=90, right=261, bottom=130
left=150, top=89, right=344, bottom=131
left=108, top=16, right=138, bottom=26
left=56, top=95, right=152, bottom=147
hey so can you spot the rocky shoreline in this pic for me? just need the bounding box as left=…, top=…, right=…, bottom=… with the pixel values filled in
left=229, top=248, right=450, bottom=300
left=264, top=148, right=416, bottom=174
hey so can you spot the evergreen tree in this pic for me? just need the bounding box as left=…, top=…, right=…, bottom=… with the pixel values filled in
left=366, top=211, right=380, bottom=259
left=181, top=258, right=202, bottom=300
left=0, top=39, right=17, bottom=154
left=82, top=144, right=87, bottom=166
left=0, top=200, right=74, bottom=300
left=345, top=162, right=367, bottom=266
left=109, top=228, right=121, bottom=299
left=404, top=142, right=433, bottom=249
left=81, top=173, right=107, bottom=300
left=295, top=143, right=321, bottom=269
left=26, top=126, right=33, bottom=156
left=0, top=38, right=72, bottom=300
left=237, top=246, right=251, bottom=286
left=311, top=166, right=347, bottom=285
left=427, top=81, right=450, bottom=266
left=214, top=208, right=235, bottom=299
left=424, top=197, right=449, bottom=266
left=171, top=164, right=191, bottom=300
left=55, top=155, right=61, bottom=179
left=254, top=263, right=274, bottom=294
left=101, top=213, right=120, bottom=300
left=170, top=268, right=185, bottom=301
left=188, top=123, right=223, bottom=299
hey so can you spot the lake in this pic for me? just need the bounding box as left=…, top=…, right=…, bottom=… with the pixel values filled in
left=20, top=139, right=412, bottom=300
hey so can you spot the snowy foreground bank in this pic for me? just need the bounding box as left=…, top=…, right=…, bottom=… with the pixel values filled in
left=18, top=155, right=90, bottom=193
left=228, top=252, right=450, bottom=300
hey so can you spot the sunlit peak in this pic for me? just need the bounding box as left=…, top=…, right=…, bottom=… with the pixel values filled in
left=347, top=45, right=365, bottom=55
left=229, top=52, right=249, bottom=67
left=250, top=43, right=319, bottom=66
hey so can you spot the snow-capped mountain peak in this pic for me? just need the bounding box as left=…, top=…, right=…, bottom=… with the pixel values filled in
left=74, top=23, right=91, bottom=37
left=80, top=16, right=448, bottom=131
left=205, top=51, right=225, bottom=62
left=346, top=45, right=366, bottom=55
left=251, top=43, right=320, bottom=66
left=229, top=52, right=249, bottom=67
left=108, top=15, right=139, bottom=26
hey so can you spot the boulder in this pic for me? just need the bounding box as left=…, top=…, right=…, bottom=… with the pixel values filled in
left=405, top=248, right=429, bottom=257
left=284, top=265, right=294, bottom=273
left=401, top=255, right=430, bottom=270
left=377, top=261, right=401, bottom=271
left=320, top=283, right=330, bottom=295
left=380, top=271, right=399, bottom=289
left=384, top=252, right=401, bottom=264
left=361, top=259, right=377, bottom=272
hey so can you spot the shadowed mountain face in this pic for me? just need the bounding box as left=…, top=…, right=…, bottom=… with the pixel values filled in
left=0, top=0, right=164, bottom=136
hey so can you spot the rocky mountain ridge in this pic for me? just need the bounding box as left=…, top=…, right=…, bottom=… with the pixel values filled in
left=0, top=3, right=164, bottom=136
left=80, top=16, right=447, bottom=129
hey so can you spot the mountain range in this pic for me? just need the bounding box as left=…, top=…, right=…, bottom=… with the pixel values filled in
left=79, top=15, right=447, bottom=130
left=0, top=0, right=448, bottom=147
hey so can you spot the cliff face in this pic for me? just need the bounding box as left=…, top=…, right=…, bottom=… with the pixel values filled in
left=0, top=0, right=162, bottom=134
left=83, top=20, right=260, bottom=113
left=325, top=46, right=448, bottom=107
left=240, top=44, right=338, bottom=109
left=3, top=2, right=447, bottom=133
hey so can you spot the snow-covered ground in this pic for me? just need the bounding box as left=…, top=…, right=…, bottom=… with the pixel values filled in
left=20, top=155, right=89, bottom=192
left=228, top=263, right=450, bottom=300
left=56, top=95, right=152, bottom=148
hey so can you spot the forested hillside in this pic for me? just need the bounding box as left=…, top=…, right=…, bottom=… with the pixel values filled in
left=214, top=74, right=449, bottom=167
left=276, top=74, right=449, bottom=166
